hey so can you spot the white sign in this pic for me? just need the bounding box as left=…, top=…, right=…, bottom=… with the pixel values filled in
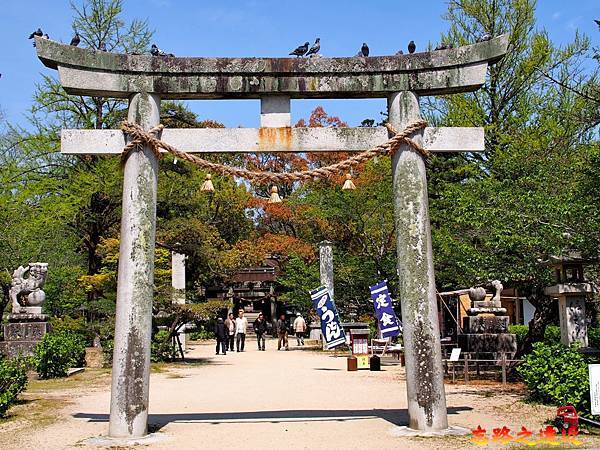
left=449, top=348, right=462, bottom=362
left=590, top=364, right=600, bottom=415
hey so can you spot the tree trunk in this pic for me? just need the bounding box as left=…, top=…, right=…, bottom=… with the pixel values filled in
left=517, top=285, right=556, bottom=357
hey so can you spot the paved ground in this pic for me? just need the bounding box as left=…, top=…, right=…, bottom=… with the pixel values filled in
left=0, top=341, right=596, bottom=449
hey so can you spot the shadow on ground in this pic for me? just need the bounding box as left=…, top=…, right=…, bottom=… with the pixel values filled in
left=73, top=406, right=472, bottom=429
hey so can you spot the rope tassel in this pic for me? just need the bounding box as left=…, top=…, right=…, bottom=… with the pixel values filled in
left=342, top=173, right=356, bottom=190
left=268, top=186, right=282, bottom=203
left=201, top=174, right=215, bottom=192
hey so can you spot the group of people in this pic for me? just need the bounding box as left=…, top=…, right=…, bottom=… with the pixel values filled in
left=214, top=309, right=307, bottom=355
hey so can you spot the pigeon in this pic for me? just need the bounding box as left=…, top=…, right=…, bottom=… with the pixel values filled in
left=289, top=42, right=309, bottom=57
left=305, top=38, right=321, bottom=57
left=361, top=42, right=369, bottom=57
left=434, top=42, right=453, bottom=50
left=395, top=50, right=404, bottom=55
left=150, top=44, right=173, bottom=57
left=70, top=32, right=81, bottom=47
left=408, top=40, right=416, bottom=54
left=477, top=33, right=492, bottom=42
left=28, top=28, right=43, bottom=39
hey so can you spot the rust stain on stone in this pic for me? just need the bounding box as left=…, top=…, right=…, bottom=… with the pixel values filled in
left=258, top=127, right=293, bottom=151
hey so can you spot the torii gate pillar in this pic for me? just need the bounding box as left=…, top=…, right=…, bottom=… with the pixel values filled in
left=109, top=92, right=160, bottom=438
left=389, top=91, right=447, bottom=430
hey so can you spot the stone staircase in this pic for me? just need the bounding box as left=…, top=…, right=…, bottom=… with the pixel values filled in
left=243, top=311, right=261, bottom=336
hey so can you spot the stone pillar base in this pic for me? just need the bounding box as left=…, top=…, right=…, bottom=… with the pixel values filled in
left=1, top=318, right=50, bottom=358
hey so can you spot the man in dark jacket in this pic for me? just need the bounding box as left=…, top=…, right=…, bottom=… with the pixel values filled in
left=277, top=314, right=289, bottom=351
left=214, top=317, right=227, bottom=355
left=253, top=312, right=268, bottom=351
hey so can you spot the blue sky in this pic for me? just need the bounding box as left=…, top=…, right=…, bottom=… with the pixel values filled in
left=0, top=0, right=598, bottom=129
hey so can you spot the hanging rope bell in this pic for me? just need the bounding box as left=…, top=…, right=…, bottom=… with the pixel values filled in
left=268, top=186, right=282, bottom=203
left=342, top=173, right=356, bottom=190
left=201, top=174, right=215, bottom=192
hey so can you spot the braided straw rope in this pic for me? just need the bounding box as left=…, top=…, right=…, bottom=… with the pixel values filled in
left=120, top=120, right=428, bottom=184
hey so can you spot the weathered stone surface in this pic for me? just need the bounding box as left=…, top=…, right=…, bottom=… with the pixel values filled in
left=1, top=320, right=50, bottom=358
left=0, top=341, right=40, bottom=358
left=474, top=300, right=501, bottom=309
left=390, top=91, right=447, bottom=431
left=171, top=251, right=186, bottom=350
left=61, top=126, right=484, bottom=155
left=467, top=307, right=507, bottom=316
left=8, top=313, right=49, bottom=322
left=463, top=316, right=509, bottom=334
left=4, top=322, right=49, bottom=341
left=319, top=241, right=334, bottom=298
left=109, top=92, right=159, bottom=439
left=458, top=333, right=517, bottom=354
left=35, top=35, right=509, bottom=99
left=557, top=296, right=588, bottom=346
left=85, top=347, right=104, bottom=368
left=9, top=262, right=48, bottom=314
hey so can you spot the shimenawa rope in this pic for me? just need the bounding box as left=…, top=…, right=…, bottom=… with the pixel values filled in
left=120, top=120, right=428, bottom=184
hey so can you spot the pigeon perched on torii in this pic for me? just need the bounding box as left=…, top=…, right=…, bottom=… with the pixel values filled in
left=70, top=32, right=81, bottom=47
left=289, top=41, right=309, bottom=57
left=305, top=38, right=321, bottom=57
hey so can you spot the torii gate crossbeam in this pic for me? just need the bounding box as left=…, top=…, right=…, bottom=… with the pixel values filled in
left=34, top=35, right=508, bottom=439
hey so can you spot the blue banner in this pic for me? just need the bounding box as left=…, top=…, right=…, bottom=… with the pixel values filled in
left=310, top=285, right=346, bottom=349
left=369, top=280, right=401, bottom=338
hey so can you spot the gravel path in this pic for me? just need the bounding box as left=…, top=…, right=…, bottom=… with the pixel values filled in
left=0, top=341, right=596, bottom=449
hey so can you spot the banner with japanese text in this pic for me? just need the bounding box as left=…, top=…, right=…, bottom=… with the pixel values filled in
left=310, top=285, right=346, bottom=349
left=369, top=280, right=401, bottom=338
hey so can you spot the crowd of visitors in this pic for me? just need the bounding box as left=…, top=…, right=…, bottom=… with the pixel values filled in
left=214, top=309, right=308, bottom=355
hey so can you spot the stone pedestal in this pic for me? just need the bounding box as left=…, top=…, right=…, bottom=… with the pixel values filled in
left=0, top=313, right=50, bottom=358
left=458, top=285, right=516, bottom=357
left=457, top=333, right=516, bottom=354
left=558, top=296, right=588, bottom=347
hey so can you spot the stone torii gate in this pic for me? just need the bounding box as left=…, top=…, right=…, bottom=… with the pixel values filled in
left=35, top=35, right=508, bottom=439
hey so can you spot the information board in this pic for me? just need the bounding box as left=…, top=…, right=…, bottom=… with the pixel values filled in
left=590, top=364, right=600, bottom=415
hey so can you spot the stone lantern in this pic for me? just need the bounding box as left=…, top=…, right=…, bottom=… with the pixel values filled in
left=543, top=252, right=595, bottom=347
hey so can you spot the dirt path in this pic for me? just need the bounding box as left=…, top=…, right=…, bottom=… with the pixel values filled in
left=0, top=341, right=596, bottom=449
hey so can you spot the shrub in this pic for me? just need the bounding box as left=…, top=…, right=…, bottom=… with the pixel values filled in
left=508, top=325, right=529, bottom=348
left=589, top=328, right=600, bottom=349
left=188, top=324, right=214, bottom=341
left=517, top=342, right=589, bottom=412
left=0, top=357, right=28, bottom=417
left=49, top=316, right=93, bottom=346
left=34, top=332, right=86, bottom=379
left=544, top=325, right=561, bottom=345
left=151, top=330, right=179, bottom=362
left=508, top=324, right=562, bottom=351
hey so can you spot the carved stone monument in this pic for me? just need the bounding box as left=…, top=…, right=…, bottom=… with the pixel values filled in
left=458, top=280, right=517, bottom=355
left=0, top=263, right=50, bottom=357
left=544, top=253, right=595, bottom=347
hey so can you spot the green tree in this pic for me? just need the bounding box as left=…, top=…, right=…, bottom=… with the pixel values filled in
left=424, top=0, right=599, bottom=352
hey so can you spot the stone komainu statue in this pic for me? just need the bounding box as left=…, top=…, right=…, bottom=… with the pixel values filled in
left=9, top=263, right=48, bottom=313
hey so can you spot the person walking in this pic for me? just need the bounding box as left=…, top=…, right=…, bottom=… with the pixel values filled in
left=224, top=312, right=236, bottom=352
left=214, top=317, right=227, bottom=355
left=293, top=312, right=307, bottom=346
left=235, top=309, right=248, bottom=352
left=253, top=312, right=268, bottom=351
left=277, top=313, right=289, bottom=351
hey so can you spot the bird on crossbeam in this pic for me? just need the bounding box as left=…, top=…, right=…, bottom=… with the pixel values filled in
left=289, top=42, right=309, bottom=57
